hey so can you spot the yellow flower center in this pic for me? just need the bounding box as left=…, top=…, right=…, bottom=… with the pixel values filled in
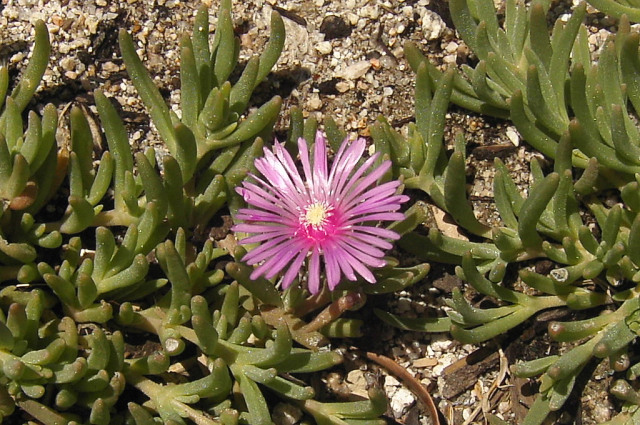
left=303, top=202, right=331, bottom=228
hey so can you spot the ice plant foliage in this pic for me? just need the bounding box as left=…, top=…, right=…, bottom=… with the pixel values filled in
left=0, top=6, right=396, bottom=424
left=234, top=131, right=408, bottom=293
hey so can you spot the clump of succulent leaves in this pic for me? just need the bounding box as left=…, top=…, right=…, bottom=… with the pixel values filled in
left=0, top=2, right=415, bottom=423
left=582, top=0, right=640, bottom=22
left=16, top=0, right=640, bottom=422
left=370, top=0, right=640, bottom=423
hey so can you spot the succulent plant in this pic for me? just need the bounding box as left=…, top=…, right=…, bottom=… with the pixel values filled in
left=583, top=0, right=640, bottom=22
left=371, top=0, right=640, bottom=423
left=17, top=0, right=640, bottom=422
left=0, top=3, right=398, bottom=423
left=0, top=21, right=63, bottom=285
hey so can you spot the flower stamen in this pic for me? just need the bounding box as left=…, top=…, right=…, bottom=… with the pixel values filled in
left=302, top=202, right=332, bottom=229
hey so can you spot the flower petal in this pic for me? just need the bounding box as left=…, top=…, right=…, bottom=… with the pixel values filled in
left=343, top=212, right=406, bottom=226
left=351, top=225, right=401, bottom=240
left=340, top=248, right=377, bottom=283
left=323, top=247, right=341, bottom=290
left=313, top=131, right=329, bottom=189
left=337, top=238, right=386, bottom=268
left=347, top=231, right=393, bottom=250
left=261, top=243, right=305, bottom=279
left=338, top=160, right=392, bottom=208
left=274, top=141, right=306, bottom=193
left=242, top=234, right=294, bottom=264
left=281, top=247, right=309, bottom=289
left=240, top=229, right=294, bottom=244
left=238, top=181, right=300, bottom=217
left=326, top=244, right=356, bottom=282
left=332, top=143, right=374, bottom=199
left=341, top=180, right=403, bottom=212
left=298, top=136, right=315, bottom=192
left=233, top=223, right=289, bottom=235
left=308, top=249, right=321, bottom=294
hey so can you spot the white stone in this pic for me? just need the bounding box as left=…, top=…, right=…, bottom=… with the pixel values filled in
left=346, top=369, right=366, bottom=385
left=336, top=61, right=371, bottom=80
left=335, top=81, right=350, bottom=93
left=60, top=57, right=76, bottom=72
left=421, top=9, right=446, bottom=40
left=390, top=387, right=415, bottom=418
left=102, top=61, right=121, bottom=73
left=361, top=5, right=379, bottom=19
left=10, top=52, right=25, bottom=63
left=592, top=403, right=612, bottom=422
left=307, top=93, right=323, bottom=110
left=506, top=126, right=520, bottom=146
left=430, top=339, right=452, bottom=352
left=432, top=363, right=446, bottom=375
left=395, top=297, right=412, bottom=313
left=445, top=41, right=458, bottom=53
left=384, top=375, right=401, bottom=387
left=316, top=41, right=332, bottom=55
left=345, top=369, right=369, bottom=398
left=462, top=407, right=473, bottom=420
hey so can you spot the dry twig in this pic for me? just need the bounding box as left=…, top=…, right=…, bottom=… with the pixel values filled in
left=365, top=351, right=441, bottom=425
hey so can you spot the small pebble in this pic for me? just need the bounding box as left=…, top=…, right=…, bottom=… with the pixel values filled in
left=307, top=93, right=322, bottom=110
left=337, top=61, right=371, bottom=80
left=431, top=339, right=452, bottom=352
left=384, top=375, right=401, bottom=387
left=390, top=387, right=415, bottom=418
left=592, top=403, right=612, bottom=422
left=10, top=52, right=25, bottom=63
left=413, top=357, right=438, bottom=368
left=316, top=41, right=332, bottom=55
left=462, top=407, right=473, bottom=420
left=347, top=12, right=359, bottom=26
left=102, top=61, right=121, bottom=73
left=360, top=5, right=379, bottom=19
left=345, top=369, right=369, bottom=398
left=335, top=81, right=350, bottom=93
left=60, top=57, right=76, bottom=72
left=444, top=41, right=459, bottom=53
left=506, top=126, right=520, bottom=146
left=421, top=9, right=446, bottom=40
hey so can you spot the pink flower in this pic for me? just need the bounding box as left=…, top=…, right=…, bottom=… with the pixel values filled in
left=233, top=131, right=408, bottom=294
